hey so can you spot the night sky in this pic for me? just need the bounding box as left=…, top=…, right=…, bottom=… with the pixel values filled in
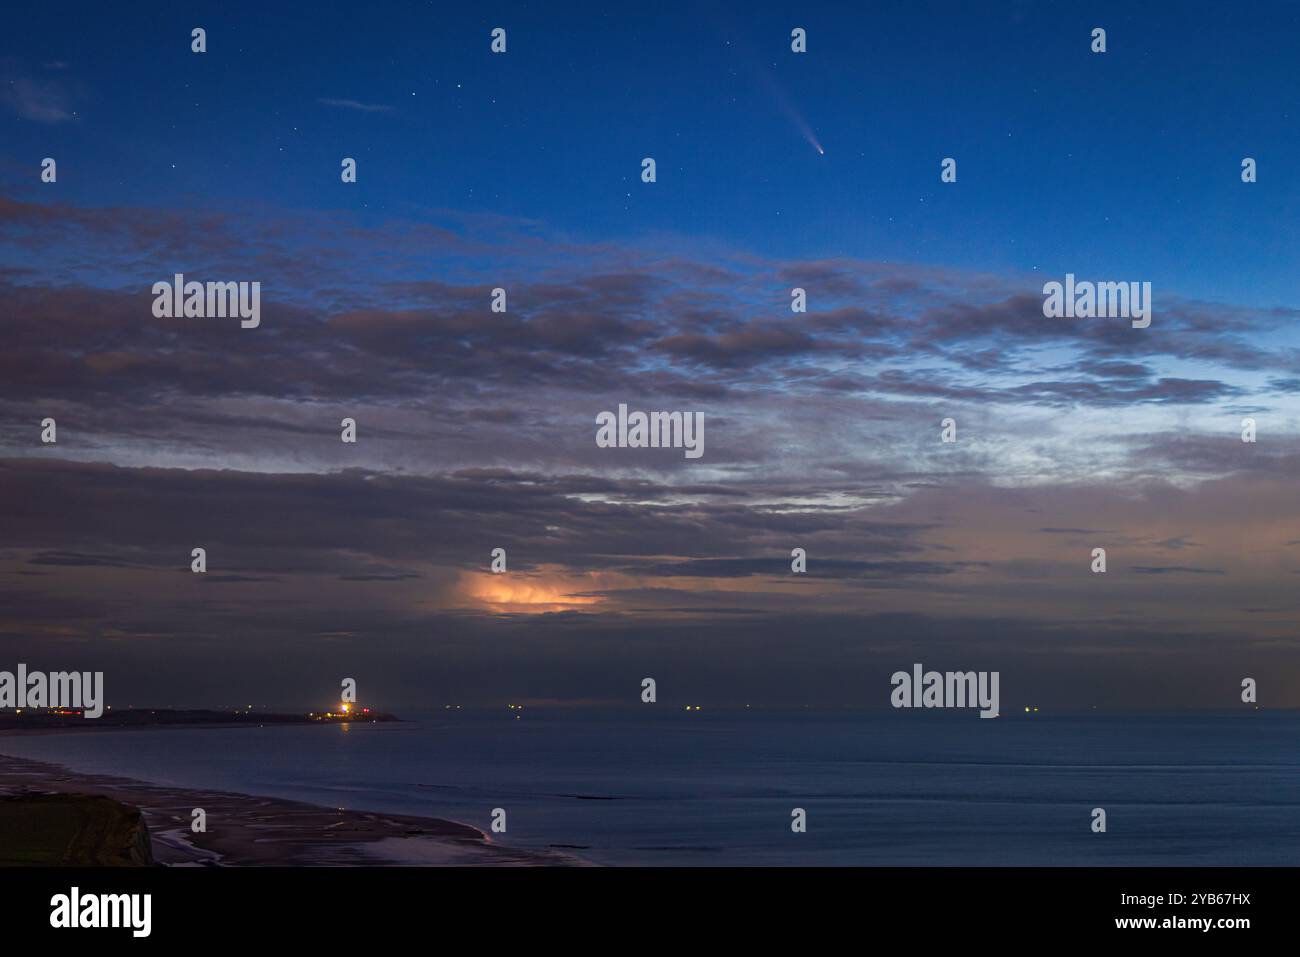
left=2, top=1, right=1298, bottom=710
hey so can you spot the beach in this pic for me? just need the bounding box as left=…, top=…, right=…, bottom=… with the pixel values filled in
left=0, top=751, right=579, bottom=866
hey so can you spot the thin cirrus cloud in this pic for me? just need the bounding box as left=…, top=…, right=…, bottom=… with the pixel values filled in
left=1, top=59, right=77, bottom=124
left=317, top=97, right=394, bottom=113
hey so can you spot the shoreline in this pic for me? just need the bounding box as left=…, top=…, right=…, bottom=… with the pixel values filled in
left=0, top=707, right=400, bottom=736
left=0, top=751, right=585, bottom=867
left=0, top=721, right=358, bottom=738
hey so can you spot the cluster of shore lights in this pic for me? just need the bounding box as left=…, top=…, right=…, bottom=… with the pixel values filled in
left=307, top=703, right=371, bottom=719
left=684, top=705, right=703, bottom=711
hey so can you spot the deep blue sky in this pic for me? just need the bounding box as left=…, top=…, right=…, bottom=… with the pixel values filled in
left=4, top=1, right=1298, bottom=305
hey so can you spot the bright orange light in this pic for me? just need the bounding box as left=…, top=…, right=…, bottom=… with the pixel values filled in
left=461, top=571, right=600, bottom=613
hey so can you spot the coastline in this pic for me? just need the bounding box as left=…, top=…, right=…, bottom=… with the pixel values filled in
left=0, top=751, right=585, bottom=867
left=0, top=707, right=398, bottom=735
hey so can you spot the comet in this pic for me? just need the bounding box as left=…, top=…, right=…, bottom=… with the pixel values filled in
left=763, top=66, right=824, bottom=156
left=710, top=17, right=826, bottom=156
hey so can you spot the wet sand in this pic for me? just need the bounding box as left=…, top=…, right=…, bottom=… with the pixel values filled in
left=0, top=752, right=581, bottom=866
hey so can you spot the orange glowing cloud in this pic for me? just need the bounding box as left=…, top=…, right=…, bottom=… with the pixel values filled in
left=459, top=569, right=602, bottom=613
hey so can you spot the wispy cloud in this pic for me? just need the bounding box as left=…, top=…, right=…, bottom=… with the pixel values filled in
left=317, top=97, right=393, bottom=113
left=2, top=58, right=76, bottom=123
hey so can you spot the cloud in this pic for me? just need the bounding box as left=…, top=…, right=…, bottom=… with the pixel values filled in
left=1, top=59, right=77, bottom=123
left=0, top=193, right=1293, bottom=563
left=2, top=195, right=1299, bottom=707
left=317, top=97, right=394, bottom=113
left=1127, top=565, right=1224, bottom=576
left=27, top=550, right=145, bottom=568
left=0, top=453, right=1298, bottom=706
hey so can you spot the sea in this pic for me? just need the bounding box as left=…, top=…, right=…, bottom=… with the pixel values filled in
left=1, top=709, right=1296, bottom=866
